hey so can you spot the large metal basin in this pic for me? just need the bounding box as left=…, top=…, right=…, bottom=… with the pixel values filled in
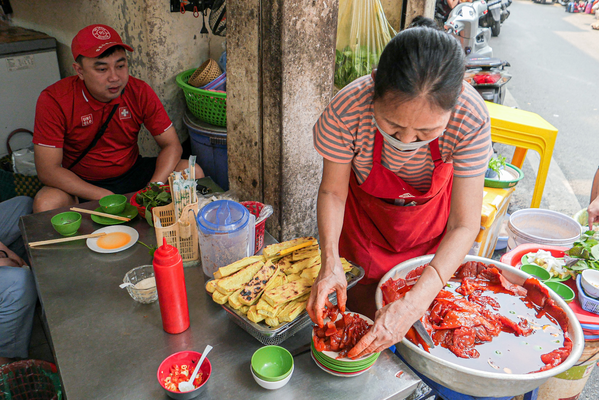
left=374, top=255, right=584, bottom=397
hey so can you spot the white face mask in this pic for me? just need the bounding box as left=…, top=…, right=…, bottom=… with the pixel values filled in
left=374, top=118, right=444, bottom=152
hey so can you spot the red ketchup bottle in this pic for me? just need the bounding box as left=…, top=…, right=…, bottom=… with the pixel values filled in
left=153, top=238, right=190, bottom=334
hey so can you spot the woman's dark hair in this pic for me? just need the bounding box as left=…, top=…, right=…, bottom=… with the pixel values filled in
left=373, top=18, right=464, bottom=111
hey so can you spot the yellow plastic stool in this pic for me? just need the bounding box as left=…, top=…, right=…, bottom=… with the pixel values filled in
left=486, top=101, right=558, bottom=208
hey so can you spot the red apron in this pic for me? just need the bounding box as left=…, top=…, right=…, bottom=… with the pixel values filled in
left=340, top=130, right=454, bottom=317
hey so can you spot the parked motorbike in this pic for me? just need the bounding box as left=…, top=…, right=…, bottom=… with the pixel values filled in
left=464, top=58, right=512, bottom=104
left=479, top=0, right=511, bottom=36
left=445, top=0, right=493, bottom=59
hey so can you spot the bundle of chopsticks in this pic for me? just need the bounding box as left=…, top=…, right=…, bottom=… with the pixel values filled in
left=169, top=155, right=198, bottom=220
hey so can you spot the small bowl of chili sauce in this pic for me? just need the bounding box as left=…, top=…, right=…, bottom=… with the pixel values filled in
left=157, top=350, right=212, bottom=399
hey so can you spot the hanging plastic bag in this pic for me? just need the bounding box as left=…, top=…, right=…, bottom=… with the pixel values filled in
left=334, top=0, right=396, bottom=89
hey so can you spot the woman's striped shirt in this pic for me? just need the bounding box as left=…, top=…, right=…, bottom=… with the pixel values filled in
left=313, top=75, right=493, bottom=192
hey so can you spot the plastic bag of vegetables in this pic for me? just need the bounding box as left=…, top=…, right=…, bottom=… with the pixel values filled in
left=334, top=0, right=396, bottom=89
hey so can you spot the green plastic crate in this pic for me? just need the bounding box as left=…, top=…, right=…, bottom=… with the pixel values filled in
left=176, top=68, right=226, bottom=127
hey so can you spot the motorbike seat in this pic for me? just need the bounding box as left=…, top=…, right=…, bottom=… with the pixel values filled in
left=466, top=57, right=506, bottom=68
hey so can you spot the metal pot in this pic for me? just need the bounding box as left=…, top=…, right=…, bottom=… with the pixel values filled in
left=374, top=255, right=584, bottom=397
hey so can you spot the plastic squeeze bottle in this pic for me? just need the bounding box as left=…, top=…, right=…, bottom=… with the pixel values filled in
left=153, top=238, right=190, bottom=334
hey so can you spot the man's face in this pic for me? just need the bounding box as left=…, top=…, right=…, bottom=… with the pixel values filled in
left=73, top=48, right=129, bottom=103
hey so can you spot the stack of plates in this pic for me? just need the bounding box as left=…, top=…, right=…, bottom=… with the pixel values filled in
left=310, top=312, right=379, bottom=377
left=310, top=342, right=379, bottom=377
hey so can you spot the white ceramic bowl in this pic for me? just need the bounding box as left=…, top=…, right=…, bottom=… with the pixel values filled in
left=250, top=365, right=293, bottom=390
left=581, top=269, right=599, bottom=298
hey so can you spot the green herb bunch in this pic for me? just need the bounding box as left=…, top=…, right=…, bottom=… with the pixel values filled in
left=334, top=46, right=381, bottom=89
left=488, top=155, right=507, bottom=176
left=565, top=231, right=599, bottom=272
left=135, top=183, right=172, bottom=225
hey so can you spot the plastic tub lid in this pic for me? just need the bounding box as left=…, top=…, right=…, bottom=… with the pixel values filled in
left=184, top=109, right=227, bottom=135
left=197, top=200, right=249, bottom=234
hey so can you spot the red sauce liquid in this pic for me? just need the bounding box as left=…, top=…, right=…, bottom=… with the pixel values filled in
left=426, top=281, right=564, bottom=375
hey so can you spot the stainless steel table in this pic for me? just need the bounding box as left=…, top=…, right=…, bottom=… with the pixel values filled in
left=20, top=199, right=420, bottom=400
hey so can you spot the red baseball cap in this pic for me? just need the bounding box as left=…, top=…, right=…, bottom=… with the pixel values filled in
left=71, top=24, right=134, bottom=60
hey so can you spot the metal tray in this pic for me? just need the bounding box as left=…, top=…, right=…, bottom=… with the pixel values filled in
left=220, top=262, right=365, bottom=345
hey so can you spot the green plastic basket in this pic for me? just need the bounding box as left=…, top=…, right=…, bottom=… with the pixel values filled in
left=176, top=68, right=227, bottom=127
left=0, top=360, right=63, bottom=400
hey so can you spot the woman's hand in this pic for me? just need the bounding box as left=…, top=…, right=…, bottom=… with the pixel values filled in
left=307, top=257, right=347, bottom=327
left=588, top=198, right=599, bottom=231
left=347, top=296, right=422, bottom=358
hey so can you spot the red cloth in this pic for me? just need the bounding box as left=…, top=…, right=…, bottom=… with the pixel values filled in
left=33, top=76, right=172, bottom=181
left=340, top=130, right=454, bottom=285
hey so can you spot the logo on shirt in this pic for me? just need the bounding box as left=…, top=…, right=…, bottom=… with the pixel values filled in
left=397, top=193, right=415, bottom=199
left=92, top=27, right=111, bottom=40
left=119, top=107, right=131, bottom=120
left=81, top=114, right=93, bottom=127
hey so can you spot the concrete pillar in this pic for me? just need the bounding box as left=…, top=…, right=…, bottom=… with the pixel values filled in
left=228, top=0, right=338, bottom=240
left=405, top=0, right=436, bottom=27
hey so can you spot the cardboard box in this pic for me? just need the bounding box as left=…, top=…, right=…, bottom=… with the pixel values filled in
left=469, top=186, right=515, bottom=258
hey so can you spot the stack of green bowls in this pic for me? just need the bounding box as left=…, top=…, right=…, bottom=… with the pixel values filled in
left=250, top=346, right=294, bottom=390
left=310, top=340, right=379, bottom=377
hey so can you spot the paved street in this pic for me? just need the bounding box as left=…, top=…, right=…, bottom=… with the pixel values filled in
left=490, top=0, right=599, bottom=215
left=487, top=1, right=599, bottom=398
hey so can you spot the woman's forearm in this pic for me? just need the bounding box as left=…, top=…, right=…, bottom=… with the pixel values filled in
left=317, top=188, right=347, bottom=271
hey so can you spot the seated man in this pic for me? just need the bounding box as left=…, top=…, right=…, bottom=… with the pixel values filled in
left=0, top=196, right=37, bottom=366
left=33, top=24, right=203, bottom=213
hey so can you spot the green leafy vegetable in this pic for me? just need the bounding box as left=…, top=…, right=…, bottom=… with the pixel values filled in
left=334, top=46, right=382, bottom=89
left=488, top=155, right=507, bottom=176
left=565, top=231, right=599, bottom=273
left=136, top=183, right=172, bottom=226
left=137, top=240, right=157, bottom=257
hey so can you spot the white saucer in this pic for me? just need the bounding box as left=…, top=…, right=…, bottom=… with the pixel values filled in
left=86, top=226, right=139, bottom=254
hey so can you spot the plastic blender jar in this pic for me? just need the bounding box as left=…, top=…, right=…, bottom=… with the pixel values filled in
left=196, top=200, right=256, bottom=277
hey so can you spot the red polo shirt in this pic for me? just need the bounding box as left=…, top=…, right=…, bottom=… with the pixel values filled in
left=33, top=75, right=172, bottom=181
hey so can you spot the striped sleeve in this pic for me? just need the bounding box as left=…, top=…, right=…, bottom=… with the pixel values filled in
left=450, top=84, right=493, bottom=178
left=313, top=80, right=373, bottom=164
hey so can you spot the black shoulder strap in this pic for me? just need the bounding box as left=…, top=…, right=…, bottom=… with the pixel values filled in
left=68, top=103, right=119, bottom=170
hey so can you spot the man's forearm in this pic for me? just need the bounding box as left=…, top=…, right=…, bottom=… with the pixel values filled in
left=150, top=145, right=182, bottom=184
left=39, top=167, right=111, bottom=200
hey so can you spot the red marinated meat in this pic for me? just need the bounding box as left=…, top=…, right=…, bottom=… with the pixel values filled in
left=496, top=315, right=533, bottom=337
left=381, top=276, right=409, bottom=305
left=542, top=298, right=569, bottom=332
left=380, top=262, right=571, bottom=371
left=312, top=306, right=372, bottom=359
left=479, top=267, right=528, bottom=296
left=469, top=293, right=501, bottom=311
left=449, top=327, right=480, bottom=358
left=455, top=261, right=488, bottom=279
left=405, top=264, right=427, bottom=285
left=523, top=277, right=549, bottom=308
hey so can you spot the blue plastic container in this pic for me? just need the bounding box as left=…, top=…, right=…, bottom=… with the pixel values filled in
left=183, top=110, right=229, bottom=191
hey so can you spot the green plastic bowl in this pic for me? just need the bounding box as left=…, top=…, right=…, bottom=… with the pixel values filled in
left=521, top=264, right=551, bottom=282
left=99, top=194, right=127, bottom=214
left=483, top=163, right=524, bottom=188
left=50, top=212, right=82, bottom=237
left=545, top=281, right=575, bottom=303
left=251, top=346, right=293, bottom=382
